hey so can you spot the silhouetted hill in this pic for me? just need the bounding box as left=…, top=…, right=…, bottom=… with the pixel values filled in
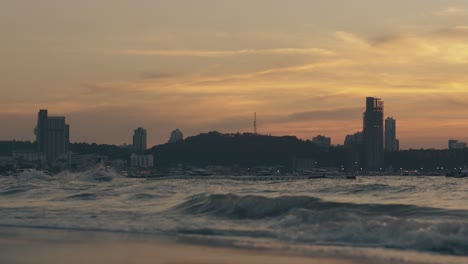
left=149, top=132, right=346, bottom=168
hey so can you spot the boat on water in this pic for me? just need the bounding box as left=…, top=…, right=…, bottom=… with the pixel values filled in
left=446, top=169, right=468, bottom=178
left=188, top=169, right=214, bottom=176
left=16, top=169, right=28, bottom=176
left=326, top=175, right=357, bottom=180
left=126, top=169, right=167, bottom=178
left=297, top=169, right=356, bottom=179
left=11, top=168, right=37, bottom=176
left=255, top=170, right=274, bottom=176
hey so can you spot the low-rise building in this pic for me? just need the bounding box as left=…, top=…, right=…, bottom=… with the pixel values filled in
left=0, top=156, right=16, bottom=168
left=292, top=157, right=316, bottom=171
left=168, top=129, right=184, bottom=143
left=130, top=154, right=154, bottom=168
left=449, top=140, right=467, bottom=150
left=12, top=150, right=46, bottom=168
left=312, top=135, right=331, bottom=148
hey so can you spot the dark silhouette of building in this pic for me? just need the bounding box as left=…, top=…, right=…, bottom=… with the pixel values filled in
left=133, top=127, right=147, bottom=154
left=312, top=135, right=331, bottom=148
left=168, top=129, right=184, bottom=143
left=344, top=132, right=363, bottom=147
left=34, top=109, right=70, bottom=164
left=344, top=132, right=364, bottom=172
left=385, top=117, right=397, bottom=152
left=292, top=157, right=316, bottom=171
left=363, top=97, right=384, bottom=171
left=449, top=140, right=467, bottom=150
left=35, top=110, right=48, bottom=153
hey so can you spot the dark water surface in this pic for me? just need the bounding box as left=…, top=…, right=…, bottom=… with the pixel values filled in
left=1, top=168, right=468, bottom=263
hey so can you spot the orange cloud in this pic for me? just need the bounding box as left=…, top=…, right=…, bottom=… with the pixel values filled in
left=4, top=26, right=468, bottom=148
left=120, top=48, right=336, bottom=57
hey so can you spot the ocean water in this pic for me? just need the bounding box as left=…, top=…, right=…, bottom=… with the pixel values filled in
left=1, top=166, right=468, bottom=263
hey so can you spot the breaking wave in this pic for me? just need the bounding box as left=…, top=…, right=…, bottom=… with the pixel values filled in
left=14, top=170, right=52, bottom=181
left=55, top=165, right=122, bottom=182
left=176, top=194, right=322, bottom=219
left=2, top=175, right=468, bottom=259
left=0, top=188, right=29, bottom=196
left=317, top=183, right=417, bottom=195
left=176, top=193, right=467, bottom=219
left=128, top=193, right=163, bottom=200
left=64, top=193, right=98, bottom=200
left=175, top=193, right=468, bottom=255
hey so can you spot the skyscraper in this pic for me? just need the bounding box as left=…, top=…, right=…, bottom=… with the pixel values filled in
left=133, top=127, right=147, bottom=153
left=34, top=109, right=70, bottom=164
left=363, top=97, right=384, bottom=171
left=385, top=117, right=397, bottom=152
left=35, top=110, right=48, bottom=153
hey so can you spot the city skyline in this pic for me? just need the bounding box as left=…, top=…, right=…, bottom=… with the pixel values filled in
left=4, top=98, right=468, bottom=151
left=3, top=1, right=468, bottom=149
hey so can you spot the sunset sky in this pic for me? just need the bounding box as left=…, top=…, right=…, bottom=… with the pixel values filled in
left=2, top=1, right=468, bottom=149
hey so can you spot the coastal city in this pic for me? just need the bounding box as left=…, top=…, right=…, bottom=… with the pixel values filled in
left=3, top=2, right=468, bottom=263
left=1, top=97, right=467, bottom=178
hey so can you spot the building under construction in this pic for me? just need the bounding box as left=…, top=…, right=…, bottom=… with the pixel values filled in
left=363, top=97, right=384, bottom=171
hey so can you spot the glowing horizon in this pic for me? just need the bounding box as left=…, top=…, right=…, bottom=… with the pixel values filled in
left=2, top=1, right=468, bottom=149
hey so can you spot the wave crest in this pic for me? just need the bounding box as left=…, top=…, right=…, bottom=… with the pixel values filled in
left=65, top=193, right=97, bottom=200
left=176, top=194, right=322, bottom=219
left=176, top=193, right=468, bottom=219
left=56, top=165, right=122, bottom=182
left=175, top=193, right=468, bottom=255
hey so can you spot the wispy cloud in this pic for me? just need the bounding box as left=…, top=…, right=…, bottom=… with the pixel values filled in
left=436, top=6, right=468, bottom=17
left=334, top=31, right=371, bottom=48
left=285, top=107, right=363, bottom=122
left=118, top=48, right=336, bottom=57
left=432, top=25, right=468, bottom=38
left=6, top=27, right=468, bottom=148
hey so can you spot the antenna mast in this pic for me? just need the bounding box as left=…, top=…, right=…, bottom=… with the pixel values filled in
left=254, top=112, right=257, bottom=134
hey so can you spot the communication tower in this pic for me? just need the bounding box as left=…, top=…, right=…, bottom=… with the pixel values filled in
left=254, top=112, right=257, bottom=134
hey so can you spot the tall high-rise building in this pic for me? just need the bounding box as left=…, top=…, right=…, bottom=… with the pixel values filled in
left=34, top=109, right=70, bottom=164
left=35, top=110, right=48, bottom=153
left=385, top=117, right=397, bottom=152
left=133, top=127, right=147, bottom=153
left=363, top=97, right=384, bottom=171
left=168, top=128, right=184, bottom=143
